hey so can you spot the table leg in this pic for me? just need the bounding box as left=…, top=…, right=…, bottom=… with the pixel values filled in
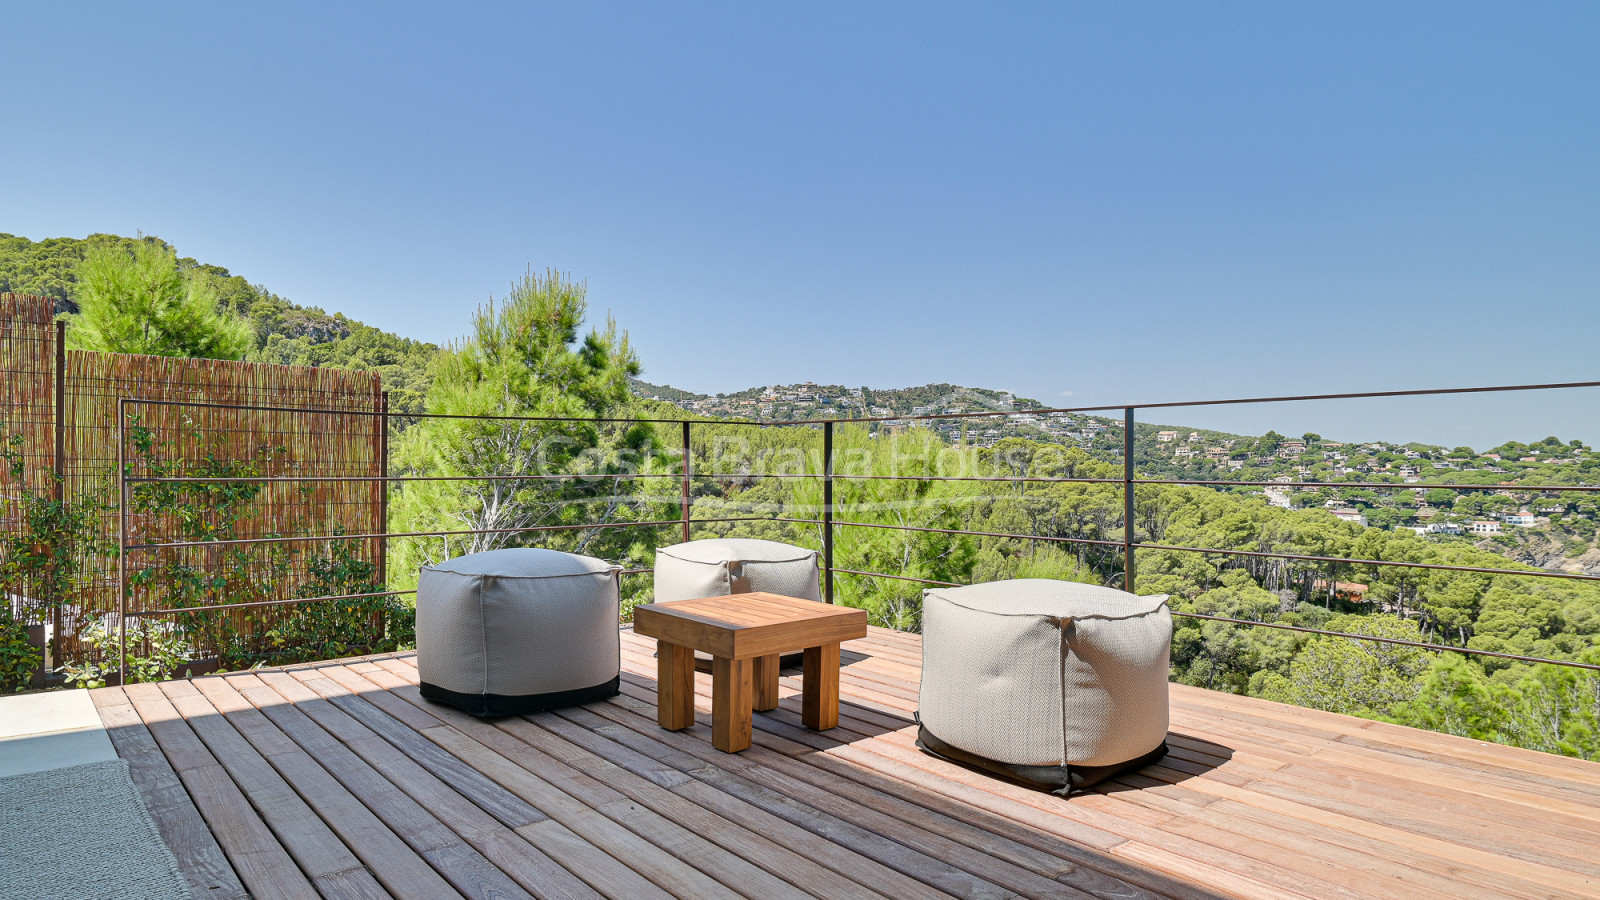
left=712, top=656, right=753, bottom=752
left=753, top=654, right=780, bottom=712
left=657, top=641, right=695, bottom=731
left=803, top=642, right=841, bottom=731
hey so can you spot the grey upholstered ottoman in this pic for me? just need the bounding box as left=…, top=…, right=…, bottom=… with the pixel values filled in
left=417, top=548, right=621, bottom=717
left=917, top=579, right=1172, bottom=793
left=654, top=538, right=822, bottom=603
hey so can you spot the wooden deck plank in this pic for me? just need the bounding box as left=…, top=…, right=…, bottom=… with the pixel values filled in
left=397, top=655, right=1029, bottom=900
left=184, top=675, right=480, bottom=900
left=361, top=663, right=882, bottom=900
left=221, top=674, right=462, bottom=854
left=570, top=703, right=1098, bottom=900
left=156, top=679, right=382, bottom=886
left=89, top=686, right=249, bottom=900
left=815, top=637, right=1600, bottom=900
left=889, top=701, right=1587, bottom=896
left=565, top=698, right=1176, bottom=900
left=120, top=682, right=323, bottom=900
left=285, top=671, right=552, bottom=831
left=800, top=659, right=1523, bottom=896
left=307, top=668, right=753, bottom=900
left=1124, top=725, right=1600, bottom=874
left=610, top=648, right=1295, bottom=900
left=337, top=663, right=828, bottom=900
left=621, top=635, right=1350, bottom=900
left=377, top=662, right=971, bottom=900
left=377, top=658, right=1058, bottom=900
left=288, top=666, right=722, bottom=900
left=1105, top=781, right=1518, bottom=900
left=1166, top=692, right=1600, bottom=823
left=1167, top=699, right=1600, bottom=818
left=100, top=630, right=1600, bottom=900
left=566, top=677, right=1009, bottom=900
left=243, top=675, right=605, bottom=900
left=1171, top=678, right=1600, bottom=789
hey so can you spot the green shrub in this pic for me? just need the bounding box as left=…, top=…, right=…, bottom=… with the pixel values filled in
left=56, top=618, right=192, bottom=689
left=0, top=610, right=40, bottom=692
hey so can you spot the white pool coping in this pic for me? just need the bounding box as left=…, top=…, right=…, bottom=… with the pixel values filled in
left=0, top=690, right=118, bottom=777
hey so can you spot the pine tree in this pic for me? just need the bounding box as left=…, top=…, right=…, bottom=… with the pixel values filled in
left=67, top=239, right=253, bottom=360
left=390, top=268, right=655, bottom=579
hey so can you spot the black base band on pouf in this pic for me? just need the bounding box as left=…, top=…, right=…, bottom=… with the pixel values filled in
left=915, top=722, right=1168, bottom=795
left=420, top=675, right=620, bottom=718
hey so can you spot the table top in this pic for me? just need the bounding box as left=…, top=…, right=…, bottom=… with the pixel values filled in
left=633, top=592, right=869, bottom=660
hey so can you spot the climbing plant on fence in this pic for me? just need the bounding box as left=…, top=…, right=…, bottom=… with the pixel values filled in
left=123, top=416, right=411, bottom=675
left=0, top=424, right=111, bottom=687
left=2, top=291, right=389, bottom=678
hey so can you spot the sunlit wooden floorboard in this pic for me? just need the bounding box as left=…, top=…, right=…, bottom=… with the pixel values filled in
left=88, top=625, right=1600, bottom=900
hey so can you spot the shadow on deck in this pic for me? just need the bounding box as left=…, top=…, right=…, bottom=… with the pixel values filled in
left=86, top=625, right=1600, bottom=900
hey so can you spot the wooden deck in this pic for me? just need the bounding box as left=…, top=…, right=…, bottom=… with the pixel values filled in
left=89, top=625, right=1600, bottom=900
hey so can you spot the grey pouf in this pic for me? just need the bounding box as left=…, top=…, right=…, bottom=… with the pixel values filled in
left=655, top=538, right=823, bottom=669
left=654, top=538, right=822, bottom=603
left=916, top=579, right=1172, bottom=794
left=417, top=548, right=621, bottom=717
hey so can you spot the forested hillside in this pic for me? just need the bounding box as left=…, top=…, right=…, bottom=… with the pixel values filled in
left=0, top=233, right=436, bottom=414
left=668, top=425, right=1600, bottom=758
left=6, top=231, right=1596, bottom=758
left=636, top=377, right=1600, bottom=575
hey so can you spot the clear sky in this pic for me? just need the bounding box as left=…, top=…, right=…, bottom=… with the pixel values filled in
left=5, top=3, right=1597, bottom=449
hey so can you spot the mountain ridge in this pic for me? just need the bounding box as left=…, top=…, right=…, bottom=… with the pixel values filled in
left=0, top=232, right=438, bottom=414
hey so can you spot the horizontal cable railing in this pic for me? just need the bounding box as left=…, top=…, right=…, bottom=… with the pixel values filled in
left=830, top=519, right=1128, bottom=549
left=831, top=568, right=960, bottom=587
left=1171, top=611, right=1600, bottom=673
left=111, top=380, right=1600, bottom=680
left=1134, top=478, right=1600, bottom=492
left=1132, top=542, right=1600, bottom=581
left=124, top=516, right=787, bottom=551
left=122, top=472, right=688, bottom=484
left=122, top=589, right=420, bottom=617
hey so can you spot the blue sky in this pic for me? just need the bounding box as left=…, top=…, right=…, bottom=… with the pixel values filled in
left=4, top=3, right=1597, bottom=448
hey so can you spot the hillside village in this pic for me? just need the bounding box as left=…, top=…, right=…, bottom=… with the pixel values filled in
left=635, top=378, right=1600, bottom=573
left=631, top=378, right=1130, bottom=445
left=1141, top=429, right=1595, bottom=538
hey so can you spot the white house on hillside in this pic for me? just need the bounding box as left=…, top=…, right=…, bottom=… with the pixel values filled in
left=1330, top=508, right=1367, bottom=527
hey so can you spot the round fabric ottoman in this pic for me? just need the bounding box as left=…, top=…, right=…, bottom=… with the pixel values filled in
left=417, top=548, right=621, bottom=717
left=916, top=579, right=1172, bottom=794
left=654, top=538, right=821, bottom=603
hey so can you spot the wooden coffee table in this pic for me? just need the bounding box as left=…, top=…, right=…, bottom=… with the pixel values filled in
left=633, top=592, right=869, bottom=752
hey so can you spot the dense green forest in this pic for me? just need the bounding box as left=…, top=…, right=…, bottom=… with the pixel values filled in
left=0, top=233, right=436, bottom=415
left=394, top=382, right=1600, bottom=759
left=658, top=426, right=1600, bottom=759
left=4, top=232, right=1597, bottom=759
left=639, top=376, right=1600, bottom=576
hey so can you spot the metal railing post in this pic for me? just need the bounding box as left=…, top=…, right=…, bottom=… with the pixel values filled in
left=117, top=398, right=128, bottom=686
left=377, top=392, right=390, bottom=580
left=1123, top=406, right=1136, bottom=594
left=823, top=421, right=835, bottom=604
left=51, top=321, right=66, bottom=673
left=680, top=421, right=692, bottom=543
left=375, top=391, right=390, bottom=638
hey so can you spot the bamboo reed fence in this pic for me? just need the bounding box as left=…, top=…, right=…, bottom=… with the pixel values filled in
left=0, top=293, right=385, bottom=678
left=0, top=295, right=59, bottom=635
